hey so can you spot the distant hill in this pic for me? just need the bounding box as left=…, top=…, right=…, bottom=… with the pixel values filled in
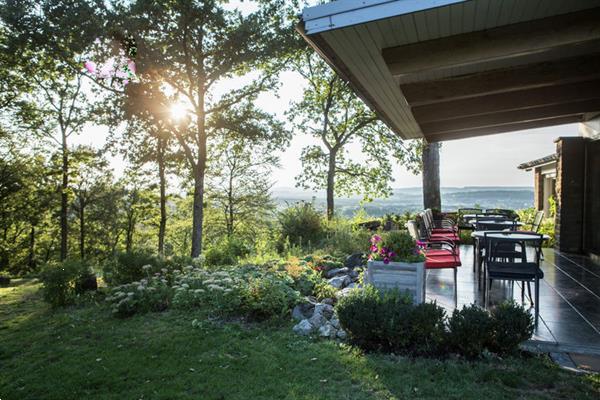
left=271, top=186, right=534, bottom=217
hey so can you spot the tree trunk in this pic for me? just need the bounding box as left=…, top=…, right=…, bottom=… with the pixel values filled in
left=326, top=150, right=336, bottom=220
left=190, top=98, right=207, bottom=258
left=126, top=212, right=134, bottom=253
left=157, top=136, right=167, bottom=256
left=28, top=225, right=35, bottom=270
left=422, top=142, right=442, bottom=211
left=60, top=132, right=69, bottom=260
left=190, top=171, right=205, bottom=257
left=79, top=198, right=85, bottom=259
left=226, top=173, right=234, bottom=236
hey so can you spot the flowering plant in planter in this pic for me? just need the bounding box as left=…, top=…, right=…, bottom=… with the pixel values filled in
left=368, top=231, right=425, bottom=264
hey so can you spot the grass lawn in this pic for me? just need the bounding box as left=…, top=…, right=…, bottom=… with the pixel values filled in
left=1, top=280, right=598, bottom=400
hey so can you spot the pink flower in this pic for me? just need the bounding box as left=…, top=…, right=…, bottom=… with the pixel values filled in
left=370, top=234, right=382, bottom=244
left=370, top=245, right=378, bottom=252
left=127, top=59, right=136, bottom=74
left=84, top=60, right=96, bottom=74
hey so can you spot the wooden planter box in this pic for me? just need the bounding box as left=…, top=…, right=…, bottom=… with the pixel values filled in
left=365, top=260, right=425, bottom=304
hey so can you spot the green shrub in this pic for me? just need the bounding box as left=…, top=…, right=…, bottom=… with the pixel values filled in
left=102, top=250, right=160, bottom=285
left=0, top=271, right=11, bottom=286
left=336, top=285, right=388, bottom=351
left=321, top=219, right=371, bottom=256
left=242, top=274, right=300, bottom=321
left=278, top=202, right=323, bottom=249
left=337, top=286, right=446, bottom=355
left=204, top=236, right=252, bottom=266
left=405, top=302, right=447, bottom=356
left=491, top=301, right=534, bottom=354
left=447, top=304, right=494, bottom=358
left=40, top=259, right=95, bottom=307
left=313, top=280, right=338, bottom=301
left=105, top=270, right=172, bottom=317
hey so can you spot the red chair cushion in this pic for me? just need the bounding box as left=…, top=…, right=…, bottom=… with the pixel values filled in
left=425, top=248, right=460, bottom=256
left=429, top=233, right=460, bottom=242
left=432, top=228, right=457, bottom=234
left=425, top=254, right=462, bottom=269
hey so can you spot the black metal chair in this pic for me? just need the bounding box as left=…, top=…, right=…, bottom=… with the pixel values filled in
left=528, top=210, right=544, bottom=233
left=486, top=208, right=519, bottom=220
left=484, top=232, right=544, bottom=325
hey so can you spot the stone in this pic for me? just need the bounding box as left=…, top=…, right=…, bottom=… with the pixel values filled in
left=293, top=319, right=313, bottom=336
left=328, top=275, right=350, bottom=289
left=313, top=303, right=334, bottom=319
left=308, top=312, right=327, bottom=328
left=349, top=270, right=360, bottom=279
left=318, top=323, right=337, bottom=338
left=346, top=282, right=357, bottom=289
left=325, top=267, right=350, bottom=279
left=292, top=305, right=309, bottom=321
left=330, top=316, right=340, bottom=329
left=336, top=329, right=348, bottom=340
left=345, top=253, right=365, bottom=268
left=321, top=298, right=335, bottom=306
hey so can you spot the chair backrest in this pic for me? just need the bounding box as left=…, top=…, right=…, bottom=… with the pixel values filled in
left=406, top=220, right=421, bottom=241
left=531, top=211, right=544, bottom=232
left=484, top=232, right=543, bottom=265
left=458, top=208, right=482, bottom=224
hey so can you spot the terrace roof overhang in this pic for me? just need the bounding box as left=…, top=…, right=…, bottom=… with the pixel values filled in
left=297, top=0, right=600, bottom=142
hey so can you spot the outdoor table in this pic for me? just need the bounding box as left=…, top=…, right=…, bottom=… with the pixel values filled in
left=462, top=213, right=508, bottom=220
left=467, top=219, right=524, bottom=226
left=470, top=231, right=550, bottom=288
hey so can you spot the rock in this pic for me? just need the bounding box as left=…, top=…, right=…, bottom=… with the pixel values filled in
left=321, top=298, right=335, bottom=306
left=346, top=282, right=357, bottom=289
left=313, top=303, right=334, bottom=319
left=293, top=319, right=314, bottom=336
left=325, top=267, right=349, bottom=279
left=306, top=296, right=319, bottom=305
left=292, top=305, right=309, bottom=321
left=336, top=329, right=348, bottom=340
left=345, top=253, right=365, bottom=268
left=328, top=275, right=350, bottom=289
left=308, top=312, right=327, bottom=328
left=330, top=316, right=340, bottom=329
left=318, top=323, right=337, bottom=338
left=349, top=270, right=360, bottom=279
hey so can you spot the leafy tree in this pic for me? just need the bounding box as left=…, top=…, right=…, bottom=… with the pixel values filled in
left=1, top=0, right=106, bottom=260
left=70, top=146, right=114, bottom=259
left=289, top=53, right=422, bottom=219
left=121, top=0, right=298, bottom=257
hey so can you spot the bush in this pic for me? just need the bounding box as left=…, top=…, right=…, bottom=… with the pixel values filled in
left=242, top=274, right=300, bottom=321
left=336, top=285, right=389, bottom=351
left=405, top=302, right=447, bottom=356
left=337, top=286, right=446, bottom=356
left=102, top=250, right=160, bottom=285
left=0, top=271, right=11, bottom=286
left=491, top=301, right=534, bottom=354
left=321, top=219, right=371, bottom=256
left=204, top=236, right=252, bottom=266
left=40, top=259, right=96, bottom=307
left=447, top=304, right=494, bottom=358
left=105, top=268, right=172, bottom=317
left=278, top=202, right=323, bottom=249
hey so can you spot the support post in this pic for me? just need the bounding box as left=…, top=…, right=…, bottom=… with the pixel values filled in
left=422, top=142, right=442, bottom=211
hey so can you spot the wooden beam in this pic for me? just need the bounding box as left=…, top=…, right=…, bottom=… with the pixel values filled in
left=383, top=8, right=600, bottom=78
left=420, top=98, right=600, bottom=135
left=425, top=115, right=583, bottom=142
left=401, top=54, right=600, bottom=106
left=412, top=79, right=600, bottom=123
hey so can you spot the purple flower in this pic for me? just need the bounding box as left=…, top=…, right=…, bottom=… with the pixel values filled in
left=389, top=251, right=396, bottom=258
left=371, top=234, right=382, bottom=244
left=381, top=247, right=388, bottom=254
left=383, top=257, right=390, bottom=264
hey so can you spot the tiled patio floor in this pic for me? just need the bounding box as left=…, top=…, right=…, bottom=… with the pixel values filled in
left=425, top=245, right=600, bottom=351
